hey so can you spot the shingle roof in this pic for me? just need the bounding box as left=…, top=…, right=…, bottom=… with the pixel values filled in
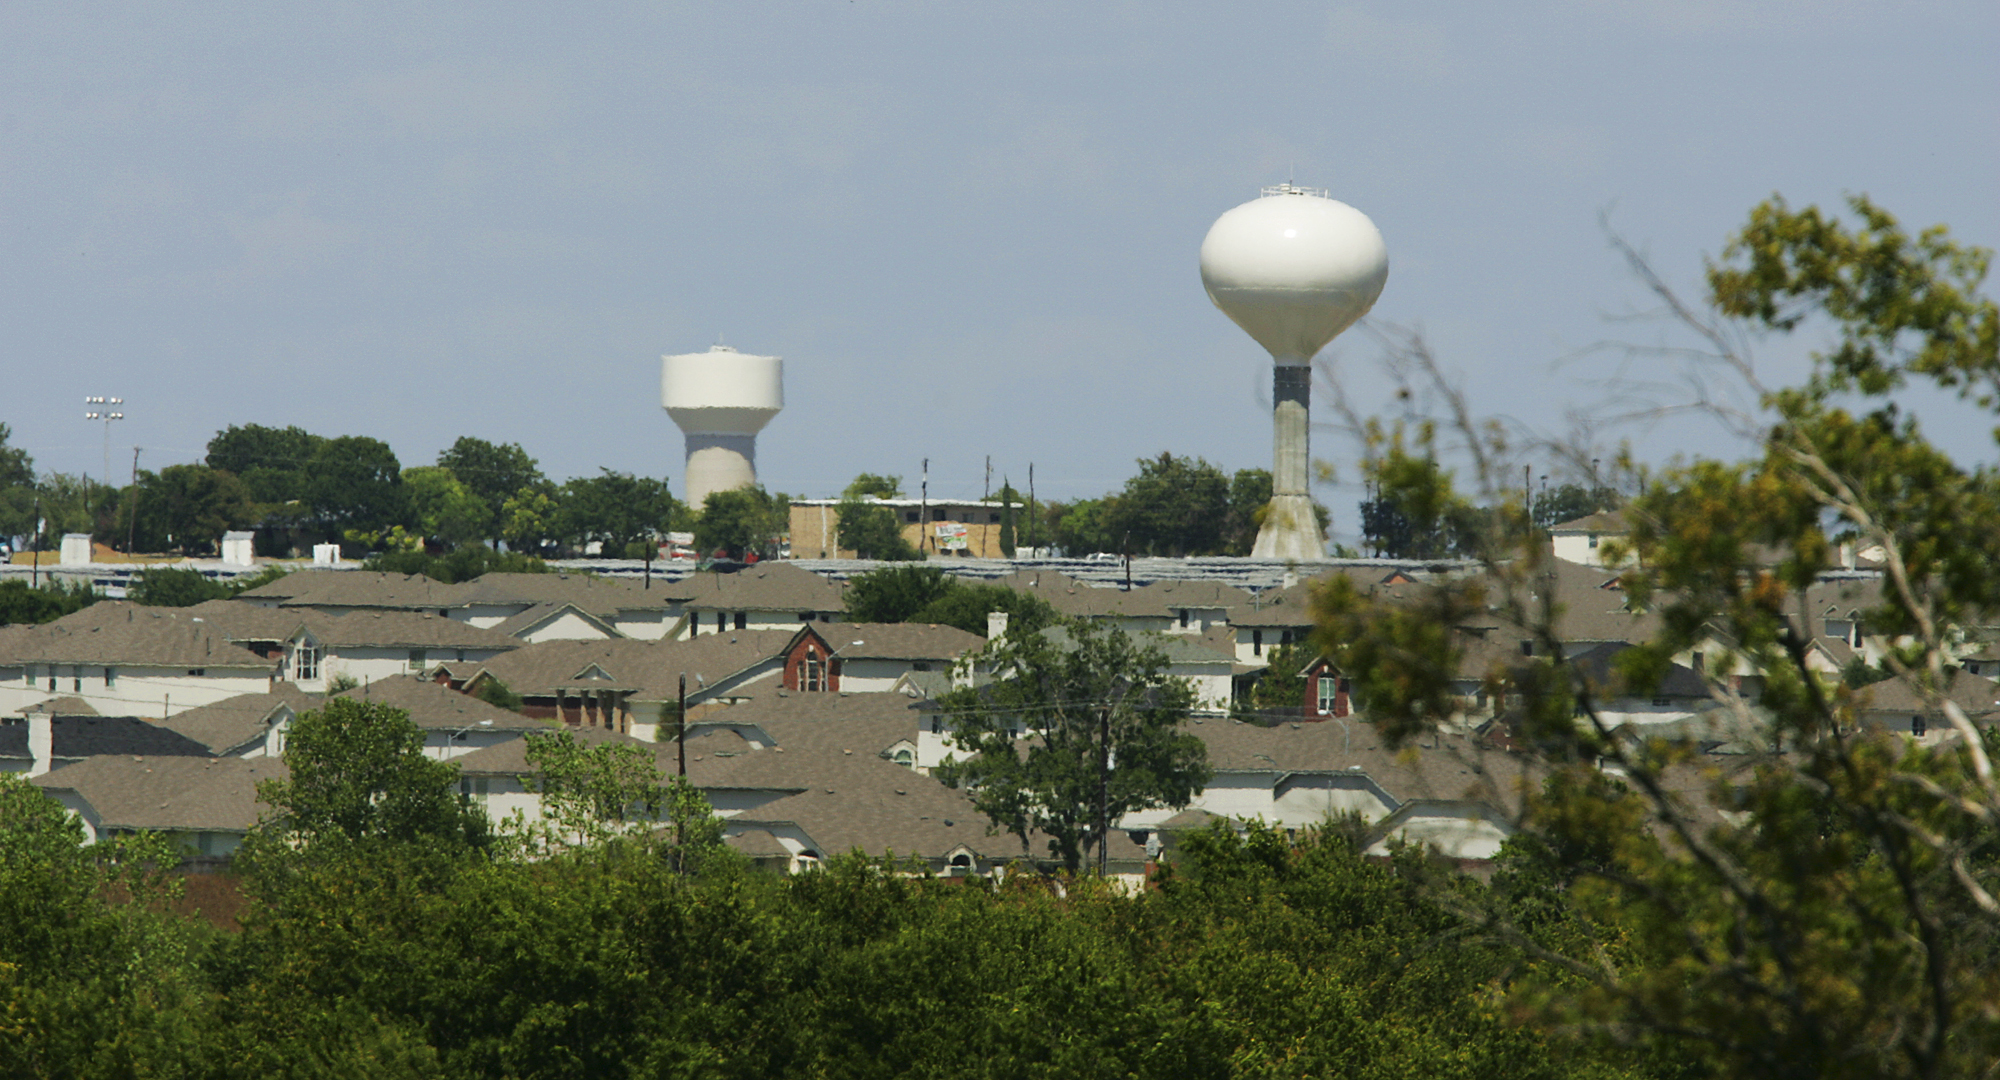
left=679, top=563, right=846, bottom=614
left=46, top=715, right=216, bottom=760
left=156, top=687, right=319, bottom=754
left=452, top=724, right=666, bottom=777
left=1550, top=509, right=1627, bottom=533
left=487, top=602, right=620, bottom=640
left=330, top=676, right=554, bottom=732
left=1856, top=669, right=2000, bottom=720
left=1569, top=642, right=1711, bottom=700
left=454, top=572, right=688, bottom=615
left=32, top=755, right=285, bottom=833
left=692, top=690, right=926, bottom=730
left=19, top=696, right=98, bottom=716
left=1190, top=718, right=1545, bottom=818
left=187, top=600, right=524, bottom=652
left=256, top=571, right=467, bottom=611
left=0, top=603, right=277, bottom=670
left=801, top=622, right=984, bottom=662
left=304, top=610, right=524, bottom=651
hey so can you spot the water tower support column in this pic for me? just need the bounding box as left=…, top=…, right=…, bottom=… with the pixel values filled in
left=1254, top=363, right=1323, bottom=559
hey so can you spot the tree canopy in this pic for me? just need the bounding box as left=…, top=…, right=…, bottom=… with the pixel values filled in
left=1314, top=194, right=2000, bottom=1078
left=692, top=485, right=788, bottom=561
left=936, top=620, right=1210, bottom=872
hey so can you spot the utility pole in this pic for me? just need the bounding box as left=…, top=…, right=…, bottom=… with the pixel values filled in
left=1027, top=463, right=1036, bottom=554
left=1096, top=701, right=1111, bottom=877
left=126, top=448, right=141, bottom=555
left=29, top=488, right=41, bottom=588
left=982, top=455, right=992, bottom=558
left=677, top=673, right=688, bottom=778
left=919, top=458, right=929, bottom=555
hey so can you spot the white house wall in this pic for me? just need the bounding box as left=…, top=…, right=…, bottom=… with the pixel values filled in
left=1, top=666, right=272, bottom=718
left=1368, top=814, right=1511, bottom=861
left=518, top=611, right=614, bottom=644
left=614, top=610, right=676, bottom=640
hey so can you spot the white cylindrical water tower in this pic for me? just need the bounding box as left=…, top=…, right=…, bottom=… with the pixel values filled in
left=1200, top=184, right=1388, bottom=560
left=662, top=345, right=784, bottom=511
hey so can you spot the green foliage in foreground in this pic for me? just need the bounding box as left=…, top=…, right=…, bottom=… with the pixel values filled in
left=1, top=786, right=1661, bottom=1080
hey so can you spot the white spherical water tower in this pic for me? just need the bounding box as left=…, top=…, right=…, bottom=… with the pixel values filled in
left=661, top=345, right=784, bottom=511
left=1200, top=184, right=1388, bottom=560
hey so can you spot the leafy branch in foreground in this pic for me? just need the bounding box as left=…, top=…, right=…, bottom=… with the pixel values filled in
left=1313, top=195, right=2000, bottom=1078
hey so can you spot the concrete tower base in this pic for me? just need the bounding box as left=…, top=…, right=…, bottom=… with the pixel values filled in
left=685, top=433, right=757, bottom=511
left=1253, top=494, right=1325, bottom=559
left=1253, top=364, right=1325, bottom=559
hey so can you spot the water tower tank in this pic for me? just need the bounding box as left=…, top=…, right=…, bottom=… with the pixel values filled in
left=1199, top=185, right=1388, bottom=559
left=661, top=345, right=784, bottom=511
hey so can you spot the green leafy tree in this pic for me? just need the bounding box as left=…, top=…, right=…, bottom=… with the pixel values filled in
left=998, top=479, right=1019, bottom=557
left=515, top=729, right=666, bottom=855
left=366, top=544, right=547, bottom=583
left=1316, top=195, right=2000, bottom=1078
left=303, top=435, right=405, bottom=536
left=912, top=582, right=1058, bottom=638
left=207, top=423, right=324, bottom=504
left=0, top=775, right=201, bottom=1077
left=437, top=437, right=548, bottom=523
left=1531, top=481, right=1620, bottom=531
left=473, top=675, right=525, bottom=711
left=1103, top=453, right=1232, bottom=556
left=248, top=698, right=488, bottom=860
left=402, top=465, right=493, bottom=549
left=122, top=463, right=254, bottom=554
left=844, top=564, right=957, bottom=623
left=935, top=620, right=1210, bottom=872
left=836, top=496, right=921, bottom=560
left=0, top=578, right=98, bottom=624
left=1049, top=496, right=1115, bottom=556
left=128, top=565, right=235, bottom=606
left=500, top=485, right=559, bottom=554
left=692, top=485, right=787, bottom=561
left=841, top=472, right=902, bottom=499
left=1246, top=640, right=1313, bottom=716
left=557, top=469, right=678, bottom=555
left=0, top=422, right=36, bottom=540
left=1221, top=467, right=1271, bottom=555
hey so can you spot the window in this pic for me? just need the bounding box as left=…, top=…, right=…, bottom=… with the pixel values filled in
left=893, top=748, right=914, bottom=768
left=407, top=649, right=425, bottom=672
left=734, top=612, right=747, bottom=630
left=912, top=661, right=932, bottom=672
left=799, top=612, right=814, bottom=621
left=293, top=644, right=321, bottom=681
left=1252, top=630, right=1263, bottom=656
left=801, top=655, right=827, bottom=692
left=104, top=667, right=116, bottom=689
left=188, top=668, right=205, bottom=677
left=1588, top=533, right=1599, bottom=549
left=904, top=512, right=919, bottom=523
left=1652, top=697, right=1672, bottom=707
left=1178, top=609, right=1190, bottom=629
left=72, top=668, right=81, bottom=692
left=716, top=612, right=728, bottom=632
left=989, top=513, right=1001, bottom=523
left=47, top=672, right=55, bottom=691
left=1913, top=715, right=1927, bottom=738
left=459, top=777, right=491, bottom=804
left=1317, top=675, right=1338, bottom=715
left=1520, top=640, right=1534, bottom=657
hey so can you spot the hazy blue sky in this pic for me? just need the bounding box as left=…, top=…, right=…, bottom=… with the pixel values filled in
left=4, top=2, right=1994, bottom=544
